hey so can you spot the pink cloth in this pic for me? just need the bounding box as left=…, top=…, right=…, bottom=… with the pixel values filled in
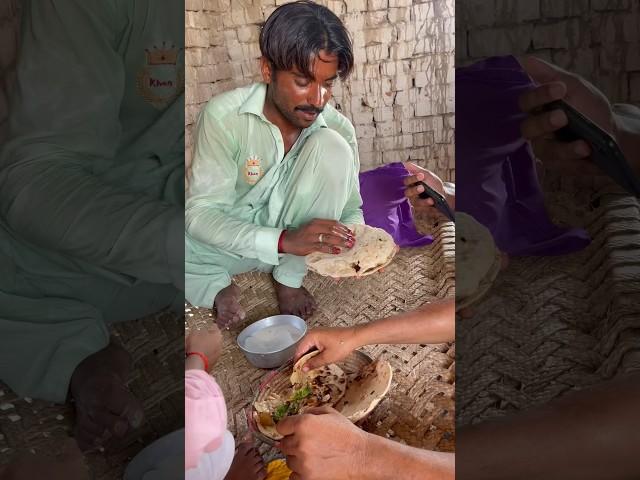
left=185, top=369, right=228, bottom=471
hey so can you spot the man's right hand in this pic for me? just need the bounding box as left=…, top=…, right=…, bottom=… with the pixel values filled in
left=293, top=327, right=360, bottom=370
left=281, top=219, right=355, bottom=256
left=276, top=406, right=369, bottom=480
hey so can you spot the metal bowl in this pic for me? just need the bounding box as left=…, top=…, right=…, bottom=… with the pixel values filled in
left=237, top=315, right=307, bottom=369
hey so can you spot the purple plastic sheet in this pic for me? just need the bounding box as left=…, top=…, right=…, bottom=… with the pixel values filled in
left=456, top=55, right=590, bottom=256
left=359, top=162, right=433, bottom=248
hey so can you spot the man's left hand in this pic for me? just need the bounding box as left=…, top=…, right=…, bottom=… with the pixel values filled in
left=403, top=162, right=448, bottom=213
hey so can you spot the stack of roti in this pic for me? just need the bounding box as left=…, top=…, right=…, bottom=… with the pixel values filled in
left=306, top=224, right=398, bottom=277
left=253, top=351, right=393, bottom=441
left=456, top=212, right=502, bottom=311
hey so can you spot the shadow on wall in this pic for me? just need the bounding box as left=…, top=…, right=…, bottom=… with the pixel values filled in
left=185, top=0, right=456, bottom=180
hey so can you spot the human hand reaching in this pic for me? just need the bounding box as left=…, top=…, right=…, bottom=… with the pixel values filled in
left=185, top=324, right=223, bottom=370
left=293, top=327, right=360, bottom=370
left=518, top=56, right=616, bottom=175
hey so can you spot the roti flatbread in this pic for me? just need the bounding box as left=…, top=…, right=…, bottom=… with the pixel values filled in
left=253, top=392, right=289, bottom=440
left=253, top=352, right=393, bottom=441
left=254, top=351, right=347, bottom=440
left=290, top=351, right=347, bottom=410
left=334, top=359, right=393, bottom=422
left=306, top=224, right=398, bottom=277
left=456, top=212, right=501, bottom=310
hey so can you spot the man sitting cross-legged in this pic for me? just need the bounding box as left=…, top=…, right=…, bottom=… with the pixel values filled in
left=185, top=1, right=364, bottom=327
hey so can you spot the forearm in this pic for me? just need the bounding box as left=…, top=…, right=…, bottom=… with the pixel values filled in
left=457, top=373, right=640, bottom=480
left=185, top=200, right=282, bottom=265
left=337, top=163, right=365, bottom=226
left=0, top=149, right=183, bottom=286
left=339, top=185, right=365, bottom=226
left=352, top=298, right=455, bottom=347
left=363, top=432, right=454, bottom=480
left=340, top=207, right=365, bottom=226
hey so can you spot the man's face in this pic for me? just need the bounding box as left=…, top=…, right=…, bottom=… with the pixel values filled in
left=263, top=50, right=339, bottom=129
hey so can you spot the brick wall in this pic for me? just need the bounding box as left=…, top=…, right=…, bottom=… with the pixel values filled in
left=185, top=0, right=455, bottom=182
left=0, top=0, right=20, bottom=145
left=456, top=0, right=640, bottom=106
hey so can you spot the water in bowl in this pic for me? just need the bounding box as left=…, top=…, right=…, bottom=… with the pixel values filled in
left=244, top=324, right=302, bottom=353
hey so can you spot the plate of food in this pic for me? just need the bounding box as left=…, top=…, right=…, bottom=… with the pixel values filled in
left=249, top=350, right=393, bottom=444
left=306, top=224, right=399, bottom=278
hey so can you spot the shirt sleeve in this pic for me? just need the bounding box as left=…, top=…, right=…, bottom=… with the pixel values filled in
left=0, top=0, right=183, bottom=288
left=186, top=106, right=282, bottom=266
left=339, top=131, right=365, bottom=226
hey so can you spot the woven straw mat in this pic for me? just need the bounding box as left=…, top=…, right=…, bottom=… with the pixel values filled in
left=457, top=174, right=640, bottom=427
left=0, top=309, right=184, bottom=480
left=186, top=213, right=456, bottom=459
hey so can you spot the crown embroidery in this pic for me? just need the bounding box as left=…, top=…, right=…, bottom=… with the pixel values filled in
left=145, top=43, right=180, bottom=65
left=136, top=41, right=184, bottom=110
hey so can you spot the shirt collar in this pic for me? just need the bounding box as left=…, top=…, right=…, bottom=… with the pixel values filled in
left=239, top=82, right=328, bottom=130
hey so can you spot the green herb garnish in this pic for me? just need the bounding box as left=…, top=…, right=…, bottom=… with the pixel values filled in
left=272, top=385, right=313, bottom=423
left=292, top=385, right=312, bottom=402
left=273, top=404, right=289, bottom=422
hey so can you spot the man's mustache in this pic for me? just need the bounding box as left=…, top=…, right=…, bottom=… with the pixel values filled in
left=295, top=106, right=323, bottom=114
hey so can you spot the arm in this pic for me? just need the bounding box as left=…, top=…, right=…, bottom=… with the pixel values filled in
left=339, top=176, right=365, bottom=226
left=184, top=327, right=228, bottom=471
left=186, top=107, right=284, bottom=266
left=352, top=297, right=454, bottom=346
left=0, top=0, right=183, bottom=288
left=458, top=373, right=640, bottom=479
left=364, top=432, right=455, bottom=480
left=339, top=129, right=365, bottom=226
left=188, top=109, right=355, bottom=259
left=277, top=406, right=454, bottom=480
left=185, top=325, right=223, bottom=372
left=517, top=56, right=637, bottom=179
left=403, top=162, right=455, bottom=213
left=294, top=298, right=454, bottom=370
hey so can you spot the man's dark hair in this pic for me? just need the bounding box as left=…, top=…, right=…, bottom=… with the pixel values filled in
left=259, top=1, right=354, bottom=81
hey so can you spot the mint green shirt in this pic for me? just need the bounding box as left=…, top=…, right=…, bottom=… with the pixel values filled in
left=0, top=0, right=184, bottom=289
left=186, top=82, right=364, bottom=266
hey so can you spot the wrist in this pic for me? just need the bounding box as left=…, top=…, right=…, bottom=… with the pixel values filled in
left=185, top=355, right=204, bottom=371
left=185, top=351, right=208, bottom=371
left=278, top=229, right=287, bottom=254
left=360, top=432, right=391, bottom=480
left=279, top=229, right=291, bottom=254
left=350, top=324, right=372, bottom=349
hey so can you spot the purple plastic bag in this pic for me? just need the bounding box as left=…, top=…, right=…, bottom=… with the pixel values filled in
left=359, top=162, right=433, bottom=248
left=456, top=55, right=590, bottom=256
